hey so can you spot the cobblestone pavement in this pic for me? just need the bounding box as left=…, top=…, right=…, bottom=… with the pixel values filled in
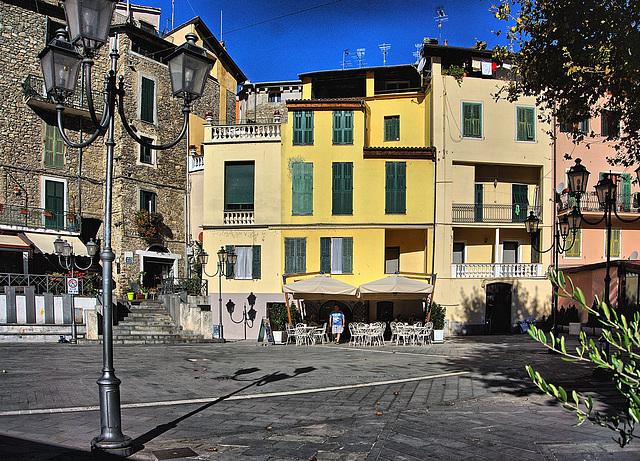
left=1, top=336, right=639, bottom=460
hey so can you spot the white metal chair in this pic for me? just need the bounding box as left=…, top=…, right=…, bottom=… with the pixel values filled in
left=285, top=325, right=296, bottom=345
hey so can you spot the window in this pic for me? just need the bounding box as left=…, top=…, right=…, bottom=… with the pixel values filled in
left=453, top=242, right=465, bottom=264
left=225, top=161, right=254, bottom=210
left=516, top=106, right=535, bottom=141
left=607, top=229, right=621, bottom=259
left=140, top=76, right=155, bottom=123
left=565, top=229, right=581, bottom=258
left=578, top=119, right=589, bottom=133
left=291, top=162, right=313, bottom=215
left=385, top=162, right=406, bottom=214
left=332, top=162, right=353, bottom=215
left=268, top=92, right=281, bottom=103
left=385, top=246, right=400, bottom=274
left=284, top=237, right=306, bottom=274
left=293, top=111, right=313, bottom=145
left=140, top=190, right=156, bottom=212
left=139, top=137, right=153, bottom=164
left=601, top=112, right=620, bottom=137
left=44, top=179, right=64, bottom=229
left=320, top=237, right=353, bottom=274
left=384, top=116, right=400, bottom=141
left=44, top=124, right=64, bottom=168
left=503, top=241, right=519, bottom=264
left=512, top=184, right=529, bottom=223
left=333, top=110, right=354, bottom=145
left=463, top=102, right=482, bottom=138
left=229, top=245, right=261, bottom=280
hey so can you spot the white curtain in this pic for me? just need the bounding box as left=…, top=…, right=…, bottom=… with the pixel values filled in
left=235, top=246, right=252, bottom=279
left=331, top=238, right=342, bottom=274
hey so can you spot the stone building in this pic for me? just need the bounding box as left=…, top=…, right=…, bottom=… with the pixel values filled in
left=238, top=81, right=303, bottom=124
left=0, top=0, right=244, bottom=296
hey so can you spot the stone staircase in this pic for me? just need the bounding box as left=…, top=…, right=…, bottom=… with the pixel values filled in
left=110, top=299, right=213, bottom=344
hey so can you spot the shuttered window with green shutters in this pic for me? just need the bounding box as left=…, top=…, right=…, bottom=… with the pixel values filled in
left=140, top=76, right=155, bottom=123
left=292, top=162, right=313, bottom=215
left=462, top=102, right=482, bottom=138
left=332, top=162, right=353, bottom=215
left=608, top=229, right=621, bottom=258
left=516, top=106, right=535, bottom=141
left=320, top=237, right=353, bottom=274
left=385, top=162, right=406, bottom=214
left=565, top=229, right=581, bottom=258
left=284, top=238, right=306, bottom=274
left=225, top=161, right=254, bottom=210
left=44, top=124, right=64, bottom=168
left=224, top=245, right=261, bottom=279
left=293, top=111, right=314, bottom=145
left=333, top=110, right=354, bottom=145
left=44, top=179, right=64, bottom=229
left=384, top=116, right=400, bottom=141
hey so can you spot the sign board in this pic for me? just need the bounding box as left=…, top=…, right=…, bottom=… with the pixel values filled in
left=257, top=317, right=275, bottom=345
left=212, top=325, right=220, bottom=338
left=124, top=251, right=134, bottom=264
left=67, top=277, right=79, bottom=295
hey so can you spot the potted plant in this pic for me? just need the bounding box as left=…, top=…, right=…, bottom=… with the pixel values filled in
left=269, top=302, right=301, bottom=344
left=43, top=209, right=53, bottom=217
left=441, top=64, right=466, bottom=86
left=429, top=302, right=446, bottom=343
left=19, top=207, right=28, bottom=214
left=204, top=111, right=214, bottom=123
left=133, top=210, right=162, bottom=243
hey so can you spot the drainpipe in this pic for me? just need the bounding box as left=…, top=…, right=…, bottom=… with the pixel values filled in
left=430, top=70, right=436, bottom=276
left=185, top=119, right=191, bottom=279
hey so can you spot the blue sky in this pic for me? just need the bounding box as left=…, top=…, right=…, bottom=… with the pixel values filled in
left=152, top=0, right=511, bottom=82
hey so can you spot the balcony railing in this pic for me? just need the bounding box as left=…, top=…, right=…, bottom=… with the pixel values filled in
left=160, top=277, right=208, bottom=296
left=209, top=123, right=281, bottom=143
left=452, top=204, right=541, bottom=223
left=0, top=204, right=81, bottom=233
left=451, top=263, right=544, bottom=278
left=224, top=211, right=254, bottom=225
left=189, top=154, right=204, bottom=172
left=559, top=191, right=640, bottom=214
left=22, top=74, right=103, bottom=114
left=0, top=272, right=100, bottom=295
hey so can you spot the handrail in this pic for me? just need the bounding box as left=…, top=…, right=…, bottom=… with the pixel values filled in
left=0, top=203, right=81, bottom=232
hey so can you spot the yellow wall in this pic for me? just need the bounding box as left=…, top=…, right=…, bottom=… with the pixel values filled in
left=366, top=94, right=428, bottom=147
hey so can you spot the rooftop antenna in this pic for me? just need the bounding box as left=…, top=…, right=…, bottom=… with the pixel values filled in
left=355, top=48, right=365, bottom=68
left=379, top=43, right=390, bottom=66
left=221, top=10, right=223, bottom=42
left=342, top=49, right=349, bottom=70
left=171, top=0, right=175, bottom=30
left=435, top=6, right=448, bottom=43
left=413, top=43, right=422, bottom=63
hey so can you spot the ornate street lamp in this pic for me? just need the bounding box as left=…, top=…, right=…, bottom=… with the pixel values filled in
left=199, top=246, right=237, bottom=340
left=566, top=157, right=590, bottom=198
left=53, top=236, right=98, bottom=344
left=37, top=0, right=215, bottom=456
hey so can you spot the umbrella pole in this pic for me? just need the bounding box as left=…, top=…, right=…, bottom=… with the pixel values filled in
left=284, top=294, right=293, bottom=327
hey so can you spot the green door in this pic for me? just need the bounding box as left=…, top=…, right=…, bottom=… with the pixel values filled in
left=512, top=184, right=528, bottom=222
left=44, top=180, right=64, bottom=230
left=474, top=184, right=483, bottom=222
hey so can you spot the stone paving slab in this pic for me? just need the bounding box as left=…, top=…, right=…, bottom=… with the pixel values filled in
left=0, top=336, right=639, bottom=460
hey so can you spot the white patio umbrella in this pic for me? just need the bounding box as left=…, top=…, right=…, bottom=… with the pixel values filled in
left=282, top=274, right=358, bottom=299
left=357, top=274, right=434, bottom=300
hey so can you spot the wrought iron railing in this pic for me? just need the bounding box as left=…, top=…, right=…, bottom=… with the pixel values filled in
left=0, top=203, right=81, bottom=232
left=451, top=263, right=544, bottom=278
left=22, top=74, right=103, bottom=113
left=558, top=191, right=640, bottom=214
left=160, top=277, right=208, bottom=296
left=0, top=273, right=101, bottom=295
left=451, top=204, right=541, bottom=223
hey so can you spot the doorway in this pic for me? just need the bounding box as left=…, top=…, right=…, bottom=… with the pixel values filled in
left=377, top=301, right=394, bottom=339
left=320, top=301, right=352, bottom=341
left=143, top=257, right=172, bottom=289
left=485, top=282, right=512, bottom=334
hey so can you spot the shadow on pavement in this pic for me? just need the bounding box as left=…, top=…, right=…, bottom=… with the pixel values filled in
left=130, top=366, right=316, bottom=454
left=0, top=434, right=122, bottom=461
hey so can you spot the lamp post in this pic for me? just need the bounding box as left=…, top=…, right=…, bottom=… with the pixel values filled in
left=53, top=236, right=98, bottom=344
left=199, top=246, right=237, bottom=340
left=228, top=292, right=258, bottom=340
left=524, top=211, right=578, bottom=333
left=565, top=158, right=640, bottom=358
left=37, top=0, right=215, bottom=456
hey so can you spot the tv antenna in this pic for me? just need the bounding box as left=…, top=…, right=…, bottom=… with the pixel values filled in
left=413, top=43, right=422, bottom=63
left=379, top=43, right=390, bottom=66
left=355, top=48, right=365, bottom=68
left=342, top=49, right=349, bottom=70
left=435, top=6, right=448, bottom=43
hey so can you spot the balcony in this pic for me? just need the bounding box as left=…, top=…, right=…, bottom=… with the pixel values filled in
left=559, top=191, right=640, bottom=214
left=209, top=123, right=281, bottom=143
left=0, top=204, right=81, bottom=233
left=224, top=211, right=254, bottom=226
left=451, top=263, right=544, bottom=278
left=22, top=74, right=103, bottom=119
left=452, top=204, right=541, bottom=224
left=189, top=154, right=204, bottom=172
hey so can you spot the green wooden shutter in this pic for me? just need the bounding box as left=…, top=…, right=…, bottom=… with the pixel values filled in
left=45, top=180, right=64, bottom=229
left=292, top=162, right=313, bottom=215
left=297, top=238, right=306, bottom=273
left=463, top=104, right=472, bottom=137
left=474, top=184, right=483, bottom=222
left=332, top=163, right=340, bottom=214
left=320, top=237, right=331, bottom=273
left=385, top=162, right=406, bottom=214
left=293, top=112, right=302, bottom=145
left=472, top=104, right=481, bottom=137
left=344, top=111, right=353, bottom=144
left=303, top=111, right=314, bottom=144
left=512, top=184, right=528, bottom=222
left=141, top=77, right=155, bottom=123
left=517, top=107, right=526, bottom=141
left=622, top=173, right=631, bottom=211
left=225, top=162, right=254, bottom=210
left=226, top=245, right=235, bottom=279
left=333, top=162, right=354, bottom=215
left=342, top=237, right=353, bottom=273
left=526, top=107, right=534, bottom=139
left=285, top=238, right=294, bottom=274
left=252, top=245, right=261, bottom=279
left=333, top=111, right=342, bottom=144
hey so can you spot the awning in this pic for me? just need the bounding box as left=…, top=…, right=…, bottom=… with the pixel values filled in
left=0, top=235, right=31, bottom=250
left=21, top=232, right=90, bottom=256
left=283, top=274, right=358, bottom=300
left=358, top=274, right=434, bottom=300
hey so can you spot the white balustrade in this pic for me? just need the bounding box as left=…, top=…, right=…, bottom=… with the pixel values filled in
left=209, top=123, right=281, bottom=143
left=224, top=211, right=255, bottom=225
left=451, top=263, right=543, bottom=278
left=188, top=154, right=204, bottom=172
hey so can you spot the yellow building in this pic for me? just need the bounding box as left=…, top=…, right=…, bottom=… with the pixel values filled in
left=201, top=65, right=436, bottom=340
left=425, top=42, right=554, bottom=334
